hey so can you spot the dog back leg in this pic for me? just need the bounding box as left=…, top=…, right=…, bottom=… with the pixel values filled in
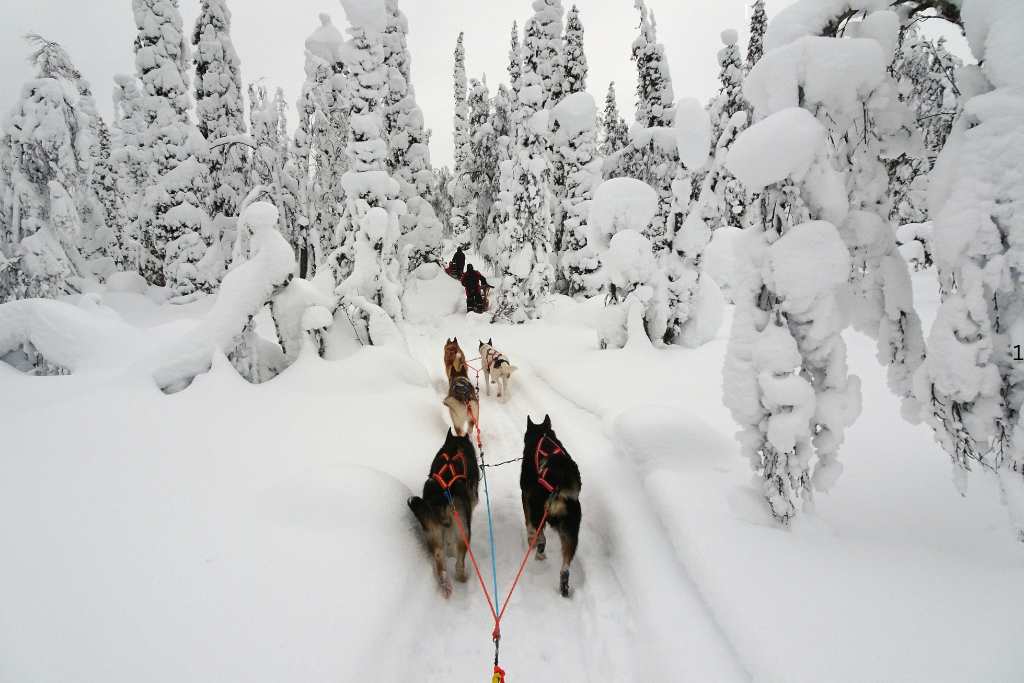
left=426, top=523, right=452, bottom=598
left=522, top=492, right=547, bottom=560
left=556, top=498, right=581, bottom=597
left=454, top=499, right=470, bottom=583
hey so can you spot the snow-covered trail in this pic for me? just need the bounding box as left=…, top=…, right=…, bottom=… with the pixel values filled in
left=396, top=311, right=748, bottom=682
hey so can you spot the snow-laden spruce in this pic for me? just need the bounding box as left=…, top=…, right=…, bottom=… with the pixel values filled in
left=551, top=92, right=602, bottom=297
left=192, top=0, right=247, bottom=253
left=913, top=0, right=1024, bottom=538
left=1, top=36, right=112, bottom=302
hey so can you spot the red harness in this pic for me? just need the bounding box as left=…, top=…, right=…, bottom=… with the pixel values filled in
left=533, top=434, right=563, bottom=494
left=431, top=451, right=468, bottom=490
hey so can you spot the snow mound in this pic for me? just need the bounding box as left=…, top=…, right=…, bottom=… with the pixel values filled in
left=551, top=91, right=597, bottom=140
left=962, top=0, right=1024, bottom=88
left=721, top=29, right=738, bottom=47
left=766, top=0, right=888, bottom=50
left=401, top=263, right=464, bottom=323
left=725, top=108, right=825, bottom=192
left=703, top=226, right=742, bottom=300
left=106, top=271, right=149, bottom=295
left=767, top=220, right=850, bottom=313
left=340, top=0, right=387, bottom=33
left=744, top=36, right=886, bottom=117
left=673, top=98, right=712, bottom=170
left=589, top=178, right=659, bottom=248
left=679, top=276, right=725, bottom=348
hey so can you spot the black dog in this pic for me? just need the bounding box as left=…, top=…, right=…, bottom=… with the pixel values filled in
left=408, top=429, right=481, bottom=597
left=521, top=415, right=582, bottom=597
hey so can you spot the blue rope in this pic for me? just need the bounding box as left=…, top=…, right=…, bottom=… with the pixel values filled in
left=478, top=446, right=501, bottom=614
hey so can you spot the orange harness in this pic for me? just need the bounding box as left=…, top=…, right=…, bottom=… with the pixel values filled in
left=533, top=434, right=563, bottom=494
left=431, top=451, right=468, bottom=490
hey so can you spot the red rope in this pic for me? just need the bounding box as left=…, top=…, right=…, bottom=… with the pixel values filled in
left=447, top=493, right=498, bottom=624
left=496, top=502, right=551, bottom=626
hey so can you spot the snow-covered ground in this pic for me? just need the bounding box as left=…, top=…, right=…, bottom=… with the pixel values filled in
left=1, top=266, right=1022, bottom=682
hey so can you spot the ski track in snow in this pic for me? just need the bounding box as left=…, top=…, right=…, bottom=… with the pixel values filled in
left=396, top=313, right=747, bottom=682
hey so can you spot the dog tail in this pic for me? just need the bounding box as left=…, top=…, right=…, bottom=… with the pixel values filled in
left=407, top=496, right=434, bottom=529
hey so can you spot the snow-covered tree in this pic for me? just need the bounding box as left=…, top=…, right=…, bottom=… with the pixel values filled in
left=332, top=0, right=403, bottom=329
left=303, top=14, right=352, bottom=275
left=192, top=0, right=247, bottom=232
left=523, top=0, right=566, bottom=109
left=1, top=36, right=105, bottom=300
left=450, top=32, right=472, bottom=250
left=563, top=5, right=587, bottom=96
left=707, top=29, right=750, bottom=230
left=631, top=0, right=674, bottom=129
left=491, top=74, right=553, bottom=324
left=722, top=4, right=934, bottom=523
left=552, top=93, right=602, bottom=297
left=133, top=0, right=194, bottom=267
left=888, top=29, right=962, bottom=225
left=91, top=119, right=122, bottom=268
left=382, top=0, right=441, bottom=276
left=911, top=1, right=1024, bottom=538
left=467, top=78, right=497, bottom=249
left=110, top=74, right=148, bottom=271
left=508, top=21, right=523, bottom=104
left=746, top=0, right=767, bottom=69
left=599, top=82, right=630, bottom=159
left=708, top=29, right=746, bottom=146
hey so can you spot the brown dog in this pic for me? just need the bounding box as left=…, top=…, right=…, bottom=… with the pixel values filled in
left=443, top=337, right=468, bottom=385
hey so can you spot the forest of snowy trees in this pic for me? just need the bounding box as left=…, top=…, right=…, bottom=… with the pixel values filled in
left=2, top=0, right=1024, bottom=534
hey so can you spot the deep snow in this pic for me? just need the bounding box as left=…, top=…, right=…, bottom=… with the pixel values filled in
left=1, top=265, right=1022, bottom=682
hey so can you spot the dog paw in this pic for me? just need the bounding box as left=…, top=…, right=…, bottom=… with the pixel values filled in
left=440, top=575, right=453, bottom=598
left=559, top=570, right=570, bottom=598
left=455, top=565, right=468, bottom=583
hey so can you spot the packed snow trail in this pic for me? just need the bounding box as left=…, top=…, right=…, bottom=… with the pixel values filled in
left=396, top=309, right=748, bottom=682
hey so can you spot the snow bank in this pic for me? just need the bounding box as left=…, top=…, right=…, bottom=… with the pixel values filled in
left=766, top=0, right=888, bottom=50
left=725, top=108, right=825, bottom=192
left=150, top=203, right=295, bottom=389
left=589, top=178, right=659, bottom=248
left=401, top=263, right=465, bottom=323
left=551, top=91, right=597, bottom=140
left=744, top=36, right=886, bottom=117
left=679, top=276, right=724, bottom=348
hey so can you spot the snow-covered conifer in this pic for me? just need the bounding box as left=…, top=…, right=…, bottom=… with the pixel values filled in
left=563, top=5, right=587, bottom=96
left=599, top=82, right=630, bottom=159
left=466, top=78, right=497, bottom=250
left=911, top=1, right=1024, bottom=537
left=192, top=0, right=247, bottom=229
left=111, top=74, right=148, bottom=271
left=450, top=32, right=472, bottom=250
left=523, top=0, right=566, bottom=109
left=1, top=36, right=105, bottom=299
left=746, top=0, right=767, bottom=69
left=631, top=0, right=674, bottom=129
left=552, top=93, right=602, bottom=297
left=332, top=0, right=403, bottom=330
left=709, top=29, right=746, bottom=146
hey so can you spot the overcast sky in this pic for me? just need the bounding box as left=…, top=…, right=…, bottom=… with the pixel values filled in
left=1, top=0, right=969, bottom=169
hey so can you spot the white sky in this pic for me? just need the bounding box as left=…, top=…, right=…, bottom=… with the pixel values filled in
left=0, top=0, right=969, bottom=169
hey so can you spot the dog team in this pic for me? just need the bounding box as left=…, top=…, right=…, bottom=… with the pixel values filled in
left=407, top=337, right=583, bottom=599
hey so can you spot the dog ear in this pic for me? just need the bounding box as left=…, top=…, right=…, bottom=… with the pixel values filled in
left=526, top=415, right=534, bottom=428
left=446, top=427, right=454, bottom=439
left=543, top=414, right=551, bottom=428
left=488, top=337, right=493, bottom=345
left=453, top=336, right=458, bottom=344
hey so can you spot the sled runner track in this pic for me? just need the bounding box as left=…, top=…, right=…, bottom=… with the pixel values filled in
left=401, top=324, right=637, bottom=682
left=400, top=315, right=748, bottom=681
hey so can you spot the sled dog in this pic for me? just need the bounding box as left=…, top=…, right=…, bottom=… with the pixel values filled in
left=408, top=429, right=480, bottom=598
left=479, top=339, right=516, bottom=400
left=444, top=375, right=480, bottom=437
left=443, top=337, right=468, bottom=385
left=520, top=415, right=582, bottom=598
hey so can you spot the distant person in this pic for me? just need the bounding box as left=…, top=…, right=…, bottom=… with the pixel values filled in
left=449, top=247, right=466, bottom=278
left=461, top=264, right=490, bottom=313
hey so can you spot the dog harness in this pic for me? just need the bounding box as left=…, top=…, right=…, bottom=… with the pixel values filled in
left=533, top=434, right=563, bottom=494
left=431, top=451, right=468, bottom=490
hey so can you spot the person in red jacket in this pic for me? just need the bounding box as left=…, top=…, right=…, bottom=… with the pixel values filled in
left=461, top=264, right=490, bottom=313
left=448, top=247, right=466, bottom=278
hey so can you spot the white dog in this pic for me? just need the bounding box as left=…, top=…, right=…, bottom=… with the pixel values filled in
left=479, top=339, right=516, bottom=400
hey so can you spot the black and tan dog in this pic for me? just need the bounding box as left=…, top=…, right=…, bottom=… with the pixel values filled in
left=443, top=338, right=479, bottom=436
left=521, top=415, right=582, bottom=597
left=408, top=429, right=481, bottom=598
